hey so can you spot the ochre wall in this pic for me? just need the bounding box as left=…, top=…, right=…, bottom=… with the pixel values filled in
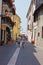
left=12, top=14, right=20, bottom=41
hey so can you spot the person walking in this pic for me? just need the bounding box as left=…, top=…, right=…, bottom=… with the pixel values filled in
left=17, top=38, right=20, bottom=47
left=22, top=37, right=25, bottom=48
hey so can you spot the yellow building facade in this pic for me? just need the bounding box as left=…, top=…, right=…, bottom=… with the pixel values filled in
left=12, top=14, right=21, bottom=41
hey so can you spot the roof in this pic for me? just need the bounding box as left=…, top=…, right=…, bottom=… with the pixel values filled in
left=26, top=0, right=35, bottom=18
left=33, top=4, right=43, bottom=15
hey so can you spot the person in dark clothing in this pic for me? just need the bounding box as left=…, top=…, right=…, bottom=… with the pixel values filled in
left=17, top=38, right=20, bottom=47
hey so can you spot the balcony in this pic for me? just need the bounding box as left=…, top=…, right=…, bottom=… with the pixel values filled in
left=3, top=0, right=14, bottom=3
left=9, top=0, right=14, bottom=3
left=2, top=4, right=11, bottom=11
left=27, top=24, right=32, bottom=31
left=2, top=16, right=14, bottom=28
left=3, top=0, right=15, bottom=14
left=3, top=0, right=15, bottom=8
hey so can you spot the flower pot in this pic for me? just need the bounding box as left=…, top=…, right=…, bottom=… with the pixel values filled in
left=8, top=41, right=12, bottom=45
left=31, top=40, right=35, bottom=44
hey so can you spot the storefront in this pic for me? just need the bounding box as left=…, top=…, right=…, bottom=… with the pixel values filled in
left=1, top=24, right=12, bottom=45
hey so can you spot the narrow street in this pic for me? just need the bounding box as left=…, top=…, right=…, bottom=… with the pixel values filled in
left=0, top=43, right=17, bottom=65
left=0, top=41, right=43, bottom=65
left=0, top=0, right=43, bottom=65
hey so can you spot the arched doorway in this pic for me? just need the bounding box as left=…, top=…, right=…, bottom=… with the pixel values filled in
left=1, top=24, right=12, bottom=45
left=6, top=27, right=11, bottom=43
left=1, top=25, right=6, bottom=45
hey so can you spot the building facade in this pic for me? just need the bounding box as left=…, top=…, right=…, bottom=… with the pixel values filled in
left=26, top=0, right=43, bottom=47
left=0, top=0, right=15, bottom=45
left=26, top=0, right=36, bottom=42
left=0, top=0, right=2, bottom=44
left=12, top=14, right=21, bottom=41
left=34, top=4, right=43, bottom=47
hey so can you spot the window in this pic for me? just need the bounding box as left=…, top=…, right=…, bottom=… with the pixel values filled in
left=42, top=26, right=43, bottom=38
left=27, top=25, right=29, bottom=30
left=38, top=32, right=40, bottom=37
left=34, top=11, right=38, bottom=22
left=28, top=16, right=31, bottom=21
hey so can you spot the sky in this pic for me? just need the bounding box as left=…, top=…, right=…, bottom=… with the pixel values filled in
left=14, top=0, right=31, bottom=34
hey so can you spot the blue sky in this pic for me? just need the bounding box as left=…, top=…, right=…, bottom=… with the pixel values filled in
left=14, top=0, right=31, bottom=34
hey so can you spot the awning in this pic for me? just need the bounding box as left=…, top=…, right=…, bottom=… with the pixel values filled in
left=33, top=4, right=43, bottom=16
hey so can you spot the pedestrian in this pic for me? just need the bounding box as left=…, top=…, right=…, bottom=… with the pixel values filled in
left=22, top=37, right=25, bottom=48
left=17, top=38, right=20, bottom=47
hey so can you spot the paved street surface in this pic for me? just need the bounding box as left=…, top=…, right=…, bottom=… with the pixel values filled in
left=0, top=41, right=43, bottom=65
left=0, top=43, right=17, bottom=65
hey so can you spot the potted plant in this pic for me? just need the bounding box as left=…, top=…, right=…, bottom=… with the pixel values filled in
left=31, top=39, right=35, bottom=44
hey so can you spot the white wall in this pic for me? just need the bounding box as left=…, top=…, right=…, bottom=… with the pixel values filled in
left=35, top=10, right=43, bottom=47
left=27, top=31, right=32, bottom=42
left=27, top=3, right=36, bottom=42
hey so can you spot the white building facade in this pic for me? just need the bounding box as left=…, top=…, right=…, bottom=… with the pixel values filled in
left=34, top=4, right=43, bottom=47
left=26, top=0, right=43, bottom=48
left=26, top=0, right=36, bottom=42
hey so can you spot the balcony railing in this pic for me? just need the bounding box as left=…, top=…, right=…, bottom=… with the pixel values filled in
left=2, top=16, right=14, bottom=27
left=2, top=3, right=15, bottom=15
left=2, top=17, right=11, bottom=27
left=2, top=4, right=11, bottom=11
left=3, top=0, right=14, bottom=3
left=3, top=0, right=15, bottom=9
